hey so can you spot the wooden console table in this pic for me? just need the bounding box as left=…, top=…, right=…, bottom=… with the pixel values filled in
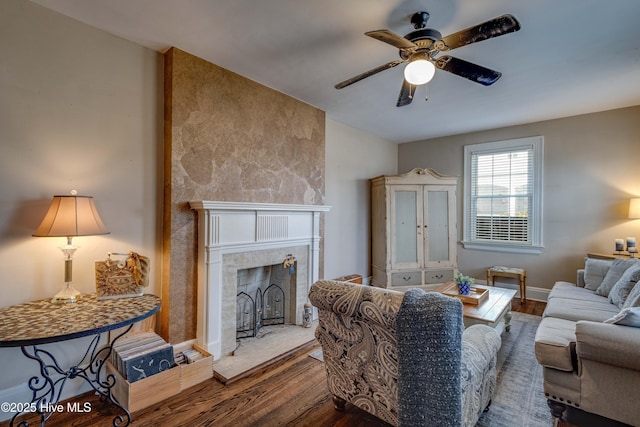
left=587, top=252, right=636, bottom=260
left=0, top=294, right=161, bottom=426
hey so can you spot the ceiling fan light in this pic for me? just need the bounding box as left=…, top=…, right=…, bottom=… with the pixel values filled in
left=404, top=59, right=435, bottom=85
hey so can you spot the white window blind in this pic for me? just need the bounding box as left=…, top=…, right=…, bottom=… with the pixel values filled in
left=463, top=137, right=543, bottom=254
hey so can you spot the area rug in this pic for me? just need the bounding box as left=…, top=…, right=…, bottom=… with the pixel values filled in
left=476, top=312, right=552, bottom=427
left=310, top=312, right=553, bottom=426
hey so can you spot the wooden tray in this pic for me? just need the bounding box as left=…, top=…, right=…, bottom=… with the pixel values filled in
left=441, top=282, right=489, bottom=305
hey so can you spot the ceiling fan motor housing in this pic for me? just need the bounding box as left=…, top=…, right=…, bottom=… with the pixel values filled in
left=400, top=12, right=442, bottom=60
left=401, top=28, right=442, bottom=60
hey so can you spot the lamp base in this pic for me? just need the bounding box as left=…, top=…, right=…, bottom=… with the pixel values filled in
left=52, top=283, right=81, bottom=304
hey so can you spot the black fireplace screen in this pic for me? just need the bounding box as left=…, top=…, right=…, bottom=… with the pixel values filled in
left=236, top=284, right=285, bottom=338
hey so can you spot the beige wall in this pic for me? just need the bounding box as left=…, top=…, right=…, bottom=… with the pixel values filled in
left=398, top=106, right=640, bottom=295
left=163, top=48, right=325, bottom=343
left=324, top=119, right=397, bottom=282
left=0, top=0, right=161, bottom=413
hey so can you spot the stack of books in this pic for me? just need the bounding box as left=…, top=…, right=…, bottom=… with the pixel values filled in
left=111, top=332, right=174, bottom=383
left=175, top=347, right=205, bottom=365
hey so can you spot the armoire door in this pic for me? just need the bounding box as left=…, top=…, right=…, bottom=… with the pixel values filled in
left=423, top=185, right=456, bottom=268
left=390, top=185, right=423, bottom=270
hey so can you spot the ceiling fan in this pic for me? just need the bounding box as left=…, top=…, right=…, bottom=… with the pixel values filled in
left=335, top=11, right=521, bottom=107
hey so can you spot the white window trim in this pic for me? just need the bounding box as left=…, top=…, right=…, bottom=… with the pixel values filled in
left=462, top=136, right=544, bottom=254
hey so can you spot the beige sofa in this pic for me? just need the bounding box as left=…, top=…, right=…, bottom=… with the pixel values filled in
left=534, top=257, right=640, bottom=426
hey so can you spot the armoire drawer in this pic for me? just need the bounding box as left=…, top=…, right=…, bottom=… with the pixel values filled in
left=391, top=271, right=422, bottom=286
left=424, top=269, right=454, bottom=284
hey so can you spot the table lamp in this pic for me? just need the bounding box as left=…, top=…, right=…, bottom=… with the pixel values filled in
left=33, top=190, right=109, bottom=303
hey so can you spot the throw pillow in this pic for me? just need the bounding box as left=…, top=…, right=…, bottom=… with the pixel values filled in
left=608, top=264, right=640, bottom=308
left=623, top=281, right=640, bottom=309
left=583, top=258, right=612, bottom=290
left=604, top=307, right=640, bottom=327
left=595, top=258, right=640, bottom=297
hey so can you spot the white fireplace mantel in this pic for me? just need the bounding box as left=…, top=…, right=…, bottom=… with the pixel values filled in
left=189, top=200, right=330, bottom=359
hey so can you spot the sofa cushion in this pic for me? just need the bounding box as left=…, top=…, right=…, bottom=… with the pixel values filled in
left=550, top=281, right=580, bottom=292
left=543, top=297, right=620, bottom=323
left=595, top=258, right=640, bottom=297
left=548, top=282, right=605, bottom=303
left=535, top=317, right=576, bottom=372
left=608, top=264, right=640, bottom=308
left=583, top=258, right=612, bottom=291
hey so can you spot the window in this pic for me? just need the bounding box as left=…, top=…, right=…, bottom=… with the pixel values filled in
left=463, top=136, right=544, bottom=254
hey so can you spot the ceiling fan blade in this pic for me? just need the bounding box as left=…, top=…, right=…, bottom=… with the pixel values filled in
left=365, top=29, right=418, bottom=51
left=435, top=14, right=521, bottom=51
left=335, top=59, right=405, bottom=89
left=435, top=56, right=502, bottom=86
left=396, top=79, right=417, bottom=107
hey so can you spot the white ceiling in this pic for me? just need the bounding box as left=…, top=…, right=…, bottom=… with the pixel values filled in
left=30, top=0, right=640, bottom=143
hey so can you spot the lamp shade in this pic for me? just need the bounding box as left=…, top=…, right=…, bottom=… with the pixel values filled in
left=33, top=194, right=109, bottom=237
left=630, top=198, right=640, bottom=219
left=404, top=59, right=436, bottom=85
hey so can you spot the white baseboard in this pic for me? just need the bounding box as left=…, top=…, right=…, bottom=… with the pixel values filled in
left=480, top=279, right=550, bottom=302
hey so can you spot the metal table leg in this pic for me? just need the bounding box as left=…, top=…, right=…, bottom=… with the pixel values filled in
left=11, top=325, right=133, bottom=427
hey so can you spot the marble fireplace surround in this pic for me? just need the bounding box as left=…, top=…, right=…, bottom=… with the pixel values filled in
left=190, top=201, right=330, bottom=359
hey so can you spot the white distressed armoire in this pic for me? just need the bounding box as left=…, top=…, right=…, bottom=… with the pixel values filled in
left=371, top=168, right=458, bottom=290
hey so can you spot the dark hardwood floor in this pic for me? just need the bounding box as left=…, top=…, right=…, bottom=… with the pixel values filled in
left=1, top=298, right=595, bottom=427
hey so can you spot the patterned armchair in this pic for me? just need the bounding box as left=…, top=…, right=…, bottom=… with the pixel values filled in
left=309, top=280, right=501, bottom=427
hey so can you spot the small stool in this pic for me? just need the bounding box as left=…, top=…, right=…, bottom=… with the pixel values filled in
left=486, top=266, right=527, bottom=303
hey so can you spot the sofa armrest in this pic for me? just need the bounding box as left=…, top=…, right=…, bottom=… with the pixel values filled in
left=575, top=321, right=640, bottom=372
left=576, top=269, right=585, bottom=288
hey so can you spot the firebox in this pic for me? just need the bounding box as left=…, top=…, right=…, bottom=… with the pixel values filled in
left=236, top=263, right=293, bottom=338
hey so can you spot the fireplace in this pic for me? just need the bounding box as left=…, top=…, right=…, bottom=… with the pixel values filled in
left=190, top=201, right=330, bottom=360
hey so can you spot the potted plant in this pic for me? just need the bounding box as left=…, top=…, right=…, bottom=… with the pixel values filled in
left=454, top=272, right=475, bottom=296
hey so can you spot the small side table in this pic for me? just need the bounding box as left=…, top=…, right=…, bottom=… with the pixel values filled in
left=0, top=293, right=161, bottom=427
left=486, top=266, right=527, bottom=303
